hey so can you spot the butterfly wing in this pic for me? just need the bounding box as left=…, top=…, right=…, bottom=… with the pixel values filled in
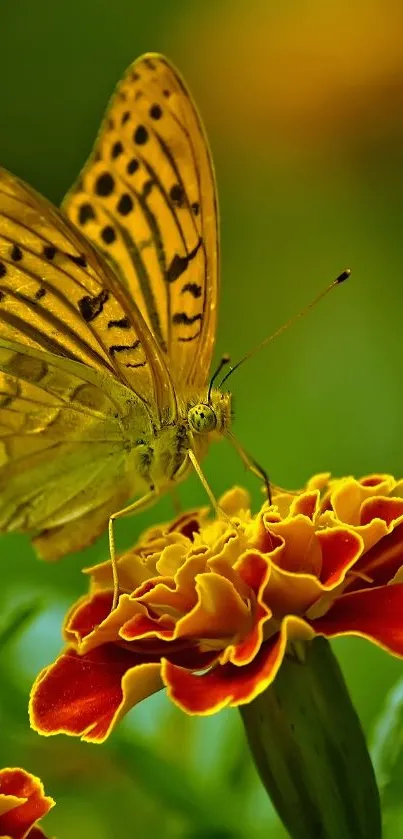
left=63, top=53, right=219, bottom=390
left=0, top=338, right=152, bottom=557
left=0, top=168, right=177, bottom=421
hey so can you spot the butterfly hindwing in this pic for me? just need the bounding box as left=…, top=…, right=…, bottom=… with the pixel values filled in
left=0, top=339, right=151, bottom=555
left=63, top=53, right=219, bottom=389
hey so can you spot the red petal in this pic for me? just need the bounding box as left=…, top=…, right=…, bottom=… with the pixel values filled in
left=361, top=497, right=403, bottom=528
left=162, top=640, right=282, bottom=714
left=0, top=768, right=54, bottom=839
left=30, top=645, right=161, bottom=743
left=347, top=521, right=403, bottom=591
left=120, top=613, right=174, bottom=641
left=290, top=490, right=319, bottom=519
left=162, top=615, right=312, bottom=714
left=230, top=603, right=269, bottom=665
left=236, top=551, right=270, bottom=596
left=312, top=583, right=403, bottom=655
left=66, top=591, right=113, bottom=641
left=318, top=528, right=363, bottom=587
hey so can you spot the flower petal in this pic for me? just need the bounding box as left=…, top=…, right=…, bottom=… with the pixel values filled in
left=0, top=768, right=54, bottom=839
left=331, top=475, right=396, bottom=525
left=289, top=490, right=320, bottom=519
left=65, top=592, right=146, bottom=655
left=346, top=521, right=403, bottom=591
left=318, top=528, right=363, bottom=587
left=176, top=572, right=253, bottom=643
left=228, top=552, right=272, bottom=665
left=361, top=496, right=403, bottom=528
left=311, top=583, right=403, bottom=656
left=264, top=515, right=323, bottom=577
left=30, top=645, right=162, bottom=743
left=162, top=615, right=313, bottom=714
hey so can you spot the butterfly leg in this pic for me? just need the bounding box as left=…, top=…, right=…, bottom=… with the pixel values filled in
left=108, top=490, right=157, bottom=609
left=226, top=432, right=272, bottom=503
left=187, top=450, right=231, bottom=524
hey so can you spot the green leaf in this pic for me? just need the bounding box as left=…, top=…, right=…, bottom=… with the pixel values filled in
left=240, top=637, right=381, bottom=839
left=370, top=675, right=403, bottom=802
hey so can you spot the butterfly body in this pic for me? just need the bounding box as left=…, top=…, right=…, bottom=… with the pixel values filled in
left=0, top=53, right=229, bottom=560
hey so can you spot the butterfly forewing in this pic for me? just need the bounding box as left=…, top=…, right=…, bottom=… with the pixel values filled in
left=0, top=169, right=176, bottom=419
left=63, top=53, right=219, bottom=389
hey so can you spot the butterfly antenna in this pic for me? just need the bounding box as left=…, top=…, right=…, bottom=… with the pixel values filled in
left=208, top=353, right=231, bottom=402
left=219, top=269, right=350, bottom=388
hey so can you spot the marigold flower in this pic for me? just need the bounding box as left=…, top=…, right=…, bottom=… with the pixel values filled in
left=30, top=474, right=403, bottom=743
left=0, top=768, right=54, bottom=839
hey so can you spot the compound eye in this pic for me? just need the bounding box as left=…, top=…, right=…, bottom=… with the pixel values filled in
left=188, top=403, right=217, bottom=433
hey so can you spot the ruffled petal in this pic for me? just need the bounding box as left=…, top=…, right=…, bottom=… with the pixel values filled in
left=162, top=616, right=313, bottom=714
left=0, top=768, right=54, bottom=839
left=311, top=583, right=403, bottom=656
left=30, top=645, right=162, bottom=743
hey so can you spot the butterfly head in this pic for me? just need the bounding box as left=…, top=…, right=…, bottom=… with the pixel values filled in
left=187, top=390, right=232, bottom=438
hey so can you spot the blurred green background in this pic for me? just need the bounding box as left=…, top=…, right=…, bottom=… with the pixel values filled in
left=0, top=1, right=403, bottom=836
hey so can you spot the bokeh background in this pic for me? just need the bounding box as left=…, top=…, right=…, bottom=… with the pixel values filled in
left=0, top=1, right=403, bottom=836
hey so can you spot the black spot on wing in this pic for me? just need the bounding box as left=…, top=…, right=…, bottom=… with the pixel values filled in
left=134, top=125, right=148, bottom=145
left=109, top=340, right=141, bottom=357
left=178, top=330, right=201, bottom=343
left=0, top=262, right=7, bottom=278
left=172, top=312, right=202, bottom=326
left=34, top=287, right=46, bottom=301
left=101, top=226, right=116, bottom=245
left=181, top=283, right=202, bottom=298
left=108, top=316, right=131, bottom=329
left=169, top=184, right=185, bottom=208
left=117, top=194, right=133, bottom=216
left=95, top=172, right=115, bottom=197
left=78, top=203, right=96, bottom=226
left=111, top=141, right=124, bottom=159
left=165, top=238, right=203, bottom=284
left=11, top=244, right=23, bottom=261
left=150, top=104, right=162, bottom=120
left=43, top=245, right=56, bottom=261
left=125, top=361, right=147, bottom=368
left=68, top=253, right=87, bottom=267
left=127, top=158, right=139, bottom=175
left=78, top=289, right=109, bottom=322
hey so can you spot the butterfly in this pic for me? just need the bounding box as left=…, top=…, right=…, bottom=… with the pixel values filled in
left=0, top=52, right=249, bottom=596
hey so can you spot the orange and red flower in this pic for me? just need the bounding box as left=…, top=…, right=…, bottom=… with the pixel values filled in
left=0, top=768, right=54, bottom=839
left=30, top=474, right=403, bottom=742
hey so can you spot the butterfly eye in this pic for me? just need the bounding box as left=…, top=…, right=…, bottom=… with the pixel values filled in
left=188, top=403, right=217, bottom=434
